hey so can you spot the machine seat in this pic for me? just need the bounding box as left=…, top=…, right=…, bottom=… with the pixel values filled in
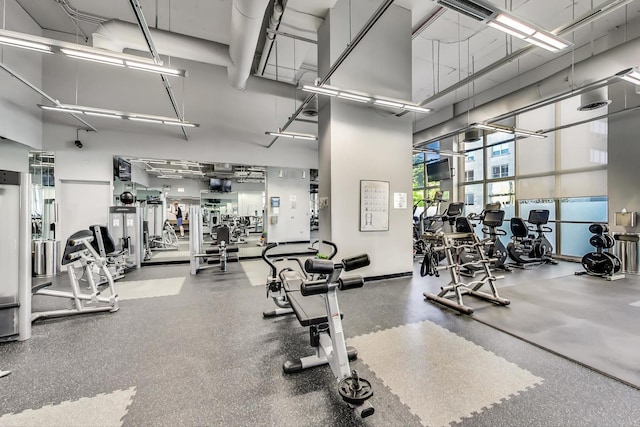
left=280, top=269, right=305, bottom=292
left=89, top=225, right=119, bottom=255
left=286, top=291, right=329, bottom=327
left=510, top=217, right=529, bottom=239
left=62, top=230, right=94, bottom=265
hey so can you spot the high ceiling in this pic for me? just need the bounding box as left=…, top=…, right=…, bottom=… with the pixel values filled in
left=10, top=0, right=640, bottom=144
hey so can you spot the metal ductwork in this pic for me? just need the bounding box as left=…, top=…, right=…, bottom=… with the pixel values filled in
left=228, top=0, right=270, bottom=89
left=463, top=129, right=481, bottom=142
left=414, top=34, right=640, bottom=145
left=92, top=0, right=270, bottom=90
left=257, top=0, right=284, bottom=75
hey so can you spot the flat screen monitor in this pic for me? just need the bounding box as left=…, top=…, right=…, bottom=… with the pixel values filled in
left=222, top=179, right=232, bottom=193
left=210, top=178, right=223, bottom=192
left=117, top=158, right=131, bottom=182
left=528, top=209, right=550, bottom=225
left=426, top=158, right=451, bottom=181
left=483, top=210, right=505, bottom=227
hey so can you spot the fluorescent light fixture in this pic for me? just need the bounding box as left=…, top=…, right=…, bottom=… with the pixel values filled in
left=337, top=92, right=371, bottom=103
left=163, top=120, right=197, bottom=128
left=129, top=117, right=164, bottom=124
left=157, top=175, right=183, bottom=179
left=532, top=32, right=570, bottom=50
left=61, top=48, right=125, bottom=66
left=84, top=111, right=123, bottom=119
left=0, top=29, right=187, bottom=76
left=125, top=61, right=182, bottom=76
left=616, top=69, right=640, bottom=85
left=374, top=99, right=404, bottom=108
left=495, top=13, right=535, bottom=35
left=524, top=37, right=559, bottom=53
left=266, top=131, right=318, bottom=141
left=471, top=123, right=546, bottom=138
left=487, top=21, right=526, bottom=39
left=437, top=1, right=571, bottom=53
left=403, top=104, right=432, bottom=113
left=39, top=103, right=199, bottom=127
left=302, top=85, right=339, bottom=96
left=39, top=105, right=85, bottom=115
left=301, top=83, right=433, bottom=114
left=0, top=35, right=53, bottom=53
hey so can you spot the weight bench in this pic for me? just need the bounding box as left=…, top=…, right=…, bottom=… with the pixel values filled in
left=262, top=242, right=375, bottom=418
left=89, top=225, right=126, bottom=281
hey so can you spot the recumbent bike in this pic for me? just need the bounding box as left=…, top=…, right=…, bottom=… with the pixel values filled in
left=507, top=209, right=557, bottom=268
left=262, top=242, right=375, bottom=418
left=459, top=203, right=511, bottom=276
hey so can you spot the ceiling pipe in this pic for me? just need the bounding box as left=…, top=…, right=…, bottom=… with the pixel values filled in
left=93, top=20, right=232, bottom=67
left=93, top=0, right=270, bottom=90
left=257, top=0, right=285, bottom=76
left=413, top=34, right=640, bottom=145
left=228, top=0, right=270, bottom=89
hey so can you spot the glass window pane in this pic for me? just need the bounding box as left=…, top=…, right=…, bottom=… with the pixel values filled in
left=559, top=197, right=608, bottom=257
left=559, top=95, right=608, bottom=171
left=463, top=139, right=484, bottom=181
left=413, top=152, right=425, bottom=165
left=486, top=131, right=514, bottom=178
left=462, top=183, right=484, bottom=217
left=517, top=104, right=556, bottom=175
left=488, top=180, right=515, bottom=210
left=413, top=163, right=425, bottom=189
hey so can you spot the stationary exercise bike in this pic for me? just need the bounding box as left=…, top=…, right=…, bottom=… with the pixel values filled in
left=576, top=224, right=624, bottom=280
left=507, top=209, right=557, bottom=267
left=459, top=203, right=511, bottom=276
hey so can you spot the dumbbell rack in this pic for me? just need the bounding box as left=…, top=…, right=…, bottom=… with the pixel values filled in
left=575, top=224, right=625, bottom=281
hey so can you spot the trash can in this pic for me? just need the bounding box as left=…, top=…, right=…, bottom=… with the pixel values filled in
left=32, top=239, right=60, bottom=277
left=613, top=233, right=640, bottom=274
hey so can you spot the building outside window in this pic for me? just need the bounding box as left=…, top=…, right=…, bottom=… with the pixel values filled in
left=491, top=164, right=509, bottom=178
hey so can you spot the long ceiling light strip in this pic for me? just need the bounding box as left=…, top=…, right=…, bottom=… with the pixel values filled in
left=616, top=68, right=640, bottom=85
left=436, top=0, right=571, bottom=53
left=0, top=28, right=187, bottom=77
left=302, top=84, right=432, bottom=114
left=265, top=130, right=318, bottom=141
left=39, top=104, right=199, bottom=127
left=472, top=122, right=546, bottom=139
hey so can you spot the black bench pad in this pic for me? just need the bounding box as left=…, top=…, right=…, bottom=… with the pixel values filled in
left=287, top=291, right=328, bottom=327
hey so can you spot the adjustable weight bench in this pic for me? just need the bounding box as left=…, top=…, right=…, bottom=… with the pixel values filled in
left=262, top=242, right=375, bottom=419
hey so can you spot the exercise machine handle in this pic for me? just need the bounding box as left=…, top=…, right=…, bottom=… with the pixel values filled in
left=342, top=254, right=370, bottom=271
left=301, top=280, right=330, bottom=296
left=261, top=242, right=279, bottom=277
left=310, top=240, right=338, bottom=260
left=338, top=276, right=364, bottom=290
left=305, top=258, right=335, bottom=275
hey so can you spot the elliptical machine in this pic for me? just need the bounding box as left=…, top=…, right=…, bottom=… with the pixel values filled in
left=507, top=209, right=557, bottom=268
left=576, top=224, right=624, bottom=280
left=460, top=202, right=511, bottom=276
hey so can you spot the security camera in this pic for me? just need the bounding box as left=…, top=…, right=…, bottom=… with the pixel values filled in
left=74, top=140, right=83, bottom=148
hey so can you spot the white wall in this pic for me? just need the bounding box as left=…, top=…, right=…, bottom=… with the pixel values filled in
left=317, top=2, right=413, bottom=277
left=238, top=191, right=264, bottom=216
left=0, top=0, right=43, bottom=149
left=265, top=166, right=311, bottom=242
left=0, top=140, right=29, bottom=173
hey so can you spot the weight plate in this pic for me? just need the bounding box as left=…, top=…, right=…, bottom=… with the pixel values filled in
left=338, top=376, right=374, bottom=405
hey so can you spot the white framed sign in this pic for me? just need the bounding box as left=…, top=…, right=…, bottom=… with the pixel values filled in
left=360, top=180, right=389, bottom=232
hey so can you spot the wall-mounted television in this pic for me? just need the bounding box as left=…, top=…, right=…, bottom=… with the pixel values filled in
left=223, top=179, right=232, bottom=193
left=115, top=158, right=131, bottom=182
left=210, top=178, right=223, bottom=192
left=426, top=158, right=451, bottom=182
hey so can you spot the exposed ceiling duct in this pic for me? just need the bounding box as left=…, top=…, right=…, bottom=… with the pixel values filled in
left=92, top=0, right=270, bottom=90
left=414, top=34, right=640, bottom=146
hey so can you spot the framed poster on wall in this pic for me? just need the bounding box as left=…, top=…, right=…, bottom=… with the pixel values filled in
left=360, top=180, right=389, bottom=231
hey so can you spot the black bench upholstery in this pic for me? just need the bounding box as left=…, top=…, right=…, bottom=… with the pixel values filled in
left=286, top=291, right=328, bottom=326
left=280, top=269, right=304, bottom=292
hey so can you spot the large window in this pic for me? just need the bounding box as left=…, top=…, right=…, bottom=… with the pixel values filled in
left=491, top=165, right=509, bottom=178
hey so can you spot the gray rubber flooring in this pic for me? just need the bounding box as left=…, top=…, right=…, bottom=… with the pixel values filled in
left=1, top=261, right=640, bottom=426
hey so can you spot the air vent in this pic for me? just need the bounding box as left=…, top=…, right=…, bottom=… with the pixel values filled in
left=437, top=0, right=494, bottom=21
left=577, top=87, right=611, bottom=111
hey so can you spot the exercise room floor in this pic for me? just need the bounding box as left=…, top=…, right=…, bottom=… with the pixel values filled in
left=1, top=260, right=640, bottom=426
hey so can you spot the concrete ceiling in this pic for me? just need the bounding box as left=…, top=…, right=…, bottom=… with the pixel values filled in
left=11, top=0, right=640, bottom=143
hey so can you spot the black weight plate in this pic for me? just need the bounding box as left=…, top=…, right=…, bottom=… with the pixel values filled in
left=602, top=252, right=622, bottom=274
left=589, top=234, right=607, bottom=249
left=582, top=252, right=613, bottom=276
left=603, top=234, right=615, bottom=249
left=338, top=376, right=374, bottom=405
